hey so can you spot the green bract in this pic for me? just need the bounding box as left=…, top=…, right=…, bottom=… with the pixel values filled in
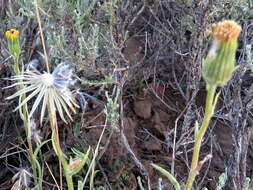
left=203, top=39, right=238, bottom=86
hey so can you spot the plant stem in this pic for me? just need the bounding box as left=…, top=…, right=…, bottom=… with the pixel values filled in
left=34, top=0, right=50, bottom=73
left=48, top=101, right=74, bottom=190
left=13, top=58, right=40, bottom=189
left=26, top=119, right=38, bottom=186
left=185, top=85, right=217, bottom=190
left=66, top=174, right=74, bottom=190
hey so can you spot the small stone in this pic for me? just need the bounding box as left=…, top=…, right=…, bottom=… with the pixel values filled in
left=134, top=100, right=152, bottom=119
left=144, top=138, right=162, bottom=151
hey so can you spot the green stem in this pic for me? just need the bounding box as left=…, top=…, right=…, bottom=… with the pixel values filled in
left=13, top=57, right=40, bottom=189
left=185, top=85, right=217, bottom=190
left=48, top=103, right=74, bottom=190
left=22, top=91, right=39, bottom=189
left=27, top=132, right=38, bottom=187
left=66, top=174, right=74, bottom=190
left=13, top=57, right=19, bottom=74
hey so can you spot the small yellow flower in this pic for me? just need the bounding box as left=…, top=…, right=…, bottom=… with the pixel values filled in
left=5, top=29, right=19, bottom=41
left=5, top=29, right=21, bottom=73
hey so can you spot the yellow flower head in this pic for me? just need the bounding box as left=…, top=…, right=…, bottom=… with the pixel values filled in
left=211, top=20, right=241, bottom=42
left=5, top=29, right=19, bottom=41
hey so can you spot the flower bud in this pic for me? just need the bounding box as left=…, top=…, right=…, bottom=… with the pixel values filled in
left=202, top=20, right=241, bottom=87
left=69, top=158, right=82, bottom=170
left=66, top=147, right=90, bottom=176
left=5, top=29, right=21, bottom=73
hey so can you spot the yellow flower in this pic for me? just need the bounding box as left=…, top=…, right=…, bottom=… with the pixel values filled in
left=5, top=29, right=21, bottom=73
left=5, top=29, right=19, bottom=41
left=202, top=20, right=242, bottom=87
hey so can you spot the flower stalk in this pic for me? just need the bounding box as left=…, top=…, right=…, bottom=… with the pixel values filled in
left=185, top=20, right=241, bottom=190
left=6, top=60, right=90, bottom=189
left=49, top=108, right=90, bottom=190
left=185, top=85, right=218, bottom=190
left=5, top=29, right=40, bottom=189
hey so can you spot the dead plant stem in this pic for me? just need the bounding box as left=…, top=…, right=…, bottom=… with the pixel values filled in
left=34, top=0, right=50, bottom=73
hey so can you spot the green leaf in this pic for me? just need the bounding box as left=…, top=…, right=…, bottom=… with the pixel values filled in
left=67, top=147, right=91, bottom=176
left=151, top=163, right=181, bottom=190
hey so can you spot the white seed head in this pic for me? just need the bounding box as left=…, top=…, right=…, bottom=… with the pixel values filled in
left=41, top=73, right=54, bottom=87
left=6, top=62, right=78, bottom=124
